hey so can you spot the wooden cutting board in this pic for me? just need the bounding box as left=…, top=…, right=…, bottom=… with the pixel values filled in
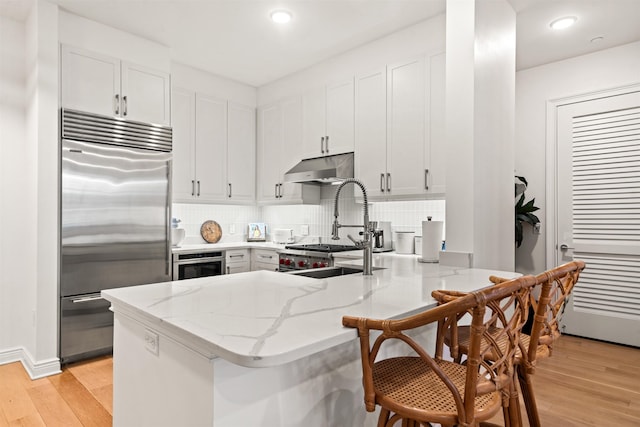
left=200, top=220, right=222, bottom=243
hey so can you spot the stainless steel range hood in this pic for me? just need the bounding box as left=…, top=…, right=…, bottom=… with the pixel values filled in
left=284, top=152, right=354, bottom=184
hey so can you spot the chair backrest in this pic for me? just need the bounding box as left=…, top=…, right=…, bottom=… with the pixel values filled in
left=343, top=274, right=537, bottom=425
left=529, top=260, right=586, bottom=360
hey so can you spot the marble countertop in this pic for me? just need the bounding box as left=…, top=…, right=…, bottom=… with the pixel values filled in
left=172, top=241, right=286, bottom=254
left=102, top=255, right=519, bottom=368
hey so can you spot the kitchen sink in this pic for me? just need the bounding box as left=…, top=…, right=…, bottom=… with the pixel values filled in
left=289, top=266, right=381, bottom=279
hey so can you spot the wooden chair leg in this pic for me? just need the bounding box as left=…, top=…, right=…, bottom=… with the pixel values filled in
left=378, top=408, right=390, bottom=427
left=517, top=365, right=541, bottom=427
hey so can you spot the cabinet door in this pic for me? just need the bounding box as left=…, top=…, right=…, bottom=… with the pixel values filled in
left=171, top=88, right=196, bottom=201
left=355, top=69, right=387, bottom=197
left=425, top=52, right=446, bottom=195
left=121, top=62, right=171, bottom=125
left=227, top=102, right=256, bottom=203
left=386, top=57, right=426, bottom=197
left=195, top=94, right=227, bottom=202
left=257, top=103, right=283, bottom=201
left=301, top=85, right=327, bottom=158
left=61, top=46, right=120, bottom=117
left=325, top=78, right=355, bottom=155
left=280, top=96, right=306, bottom=201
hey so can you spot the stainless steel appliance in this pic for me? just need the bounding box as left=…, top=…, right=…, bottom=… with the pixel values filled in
left=278, top=244, right=358, bottom=271
left=372, top=221, right=393, bottom=252
left=60, top=109, right=172, bottom=364
left=284, top=152, right=354, bottom=184
left=172, top=251, right=225, bottom=280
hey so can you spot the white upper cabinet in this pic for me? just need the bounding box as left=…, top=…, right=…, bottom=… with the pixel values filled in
left=386, top=56, right=426, bottom=197
left=121, top=62, right=171, bottom=125
left=257, top=97, right=320, bottom=205
left=227, top=102, right=256, bottom=203
left=425, top=52, right=446, bottom=195
left=355, top=68, right=388, bottom=196
left=171, top=88, right=197, bottom=201
left=195, top=94, right=228, bottom=201
left=61, top=45, right=170, bottom=125
left=301, top=78, right=354, bottom=158
left=354, top=53, right=446, bottom=201
left=172, top=88, right=255, bottom=205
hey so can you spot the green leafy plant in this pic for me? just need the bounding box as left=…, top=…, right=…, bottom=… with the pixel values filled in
left=515, top=176, right=540, bottom=248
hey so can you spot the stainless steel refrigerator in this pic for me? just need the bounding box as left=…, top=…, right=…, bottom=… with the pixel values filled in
left=60, top=109, right=172, bottom=364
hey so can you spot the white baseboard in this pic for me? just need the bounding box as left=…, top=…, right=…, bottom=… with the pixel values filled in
left=0, top=347, right=61, bottom=379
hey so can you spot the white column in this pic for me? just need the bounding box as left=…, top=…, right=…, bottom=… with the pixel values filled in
left=442, top=0, right=515, bottom=271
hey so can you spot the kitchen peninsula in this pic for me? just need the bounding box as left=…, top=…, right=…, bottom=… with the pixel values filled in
left=102, top=255, right=519, bottom=426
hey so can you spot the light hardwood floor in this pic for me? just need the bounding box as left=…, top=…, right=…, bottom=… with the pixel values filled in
left=1, top=336, right=639, bottom=426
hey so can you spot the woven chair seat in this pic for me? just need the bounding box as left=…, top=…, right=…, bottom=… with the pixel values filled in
left=373, top=357, right=502, bottom=424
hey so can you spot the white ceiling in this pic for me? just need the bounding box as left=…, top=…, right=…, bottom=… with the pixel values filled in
left=1, top=0, right=639, bottom=87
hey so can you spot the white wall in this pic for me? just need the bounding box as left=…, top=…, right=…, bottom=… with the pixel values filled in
left=515, top=40, right=640, bottom=274
left=258, top=14, right=446, bottom=106
left=171, top=62, right=257, bottom=107
left=0, top=15, right=34, bottom=361
left=58, top=10, right=170, bottom=72
left=173, top=198, right=445, bottom=247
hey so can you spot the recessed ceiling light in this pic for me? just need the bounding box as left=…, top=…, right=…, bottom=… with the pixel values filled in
left=550, top=16, right=577, bottom=30
left=270, top=10, right=292, bottom=24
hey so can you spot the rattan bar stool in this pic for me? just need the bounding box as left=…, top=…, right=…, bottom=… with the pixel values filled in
left=432, top=260, right=586, bottom=427
left=343, top=274, right=538, bottom=427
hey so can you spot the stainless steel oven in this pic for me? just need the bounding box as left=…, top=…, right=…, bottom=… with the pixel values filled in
left=277, top=244, right=358, bottom=272
left=172, top=251, right=225, bottom=280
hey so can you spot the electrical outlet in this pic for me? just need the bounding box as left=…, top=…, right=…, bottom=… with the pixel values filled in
left=301, top=225, right=309, bottom=236
left=144, top=329, right=159, bottom=355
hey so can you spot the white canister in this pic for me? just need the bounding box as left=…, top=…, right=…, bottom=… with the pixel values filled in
left=394, top=231, right=415, bottom=254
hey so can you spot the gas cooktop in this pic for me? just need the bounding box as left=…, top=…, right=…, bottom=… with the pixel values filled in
left=283, top=244, right=359, bottom=253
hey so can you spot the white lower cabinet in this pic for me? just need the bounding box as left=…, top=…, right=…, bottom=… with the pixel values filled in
left=226, top=249, right=250, bottom=274
left=251, top=249, right=279, bottom=272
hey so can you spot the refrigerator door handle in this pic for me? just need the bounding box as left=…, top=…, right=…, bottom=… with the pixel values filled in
left=72, top=294, right=104, bottom=303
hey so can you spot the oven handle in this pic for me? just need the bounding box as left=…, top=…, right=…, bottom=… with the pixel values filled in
left=174, top=257, right=224, bottom=266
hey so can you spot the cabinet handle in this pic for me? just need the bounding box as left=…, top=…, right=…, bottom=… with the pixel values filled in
left=275, top=183, right=278, bottom=198
left=259, top=254, right=274, bottom=259
left=197, top=180, right=201, bottom=196
left=386, top=173, right=391, bottom=192
left=320, top=136, right=325, bottom=154
left=191, top=180, right=195, bottom=196
left=114, top=94, right=120, bottom=115
left=278, top=183, right=283, bottom=198
left=325, top=135, right=329, bottom=153
left=424, top=169, right=429, bottom=190
left=229, top=254, right=244, bottom=259
left=380, top=173, right=385, bottom=192
left=228, top=183, right=232, bottom=198
left=122, top=95, right=128, bottom=116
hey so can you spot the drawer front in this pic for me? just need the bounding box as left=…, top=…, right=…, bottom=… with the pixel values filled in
left=226, top=249, right=249, bottom=264
left=251, top=249, right=278, bottom=265
left=252, top=261, right=280, bottom=272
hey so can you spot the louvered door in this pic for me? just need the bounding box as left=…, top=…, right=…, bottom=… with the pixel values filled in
left=556, top=90, right=640, bottom=346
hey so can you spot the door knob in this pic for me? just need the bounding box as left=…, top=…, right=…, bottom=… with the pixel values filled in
left=559, top=244, right=574, bottom=250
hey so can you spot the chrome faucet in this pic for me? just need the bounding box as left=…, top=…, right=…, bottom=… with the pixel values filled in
left=331, top=178, right=374, bottom=275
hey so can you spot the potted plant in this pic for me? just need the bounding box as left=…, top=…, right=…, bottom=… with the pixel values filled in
left=515, top=176, right=540, bottom=248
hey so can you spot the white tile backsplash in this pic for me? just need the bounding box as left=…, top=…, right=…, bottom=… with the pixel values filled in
left=173, top=198, right=445, bottom=246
